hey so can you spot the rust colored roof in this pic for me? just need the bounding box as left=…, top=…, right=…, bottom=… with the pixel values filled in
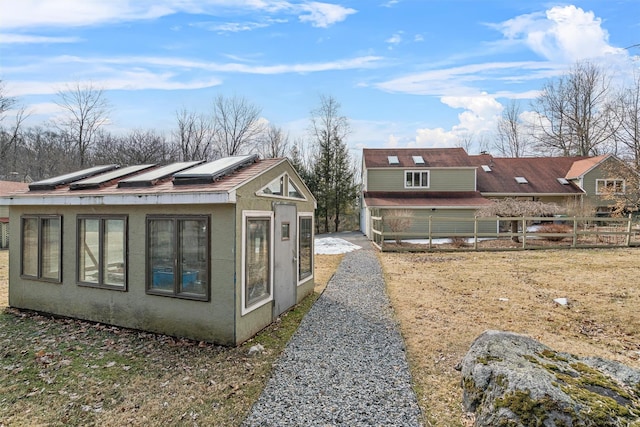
left=469, top=156, right=586, bottom=195
left=0, top=180, right=29, bottom=196
left=363, top=191, right=492, bottom=208
left=565, top=154, right=609, bottom=179
left=8, top=158, right=284, bottom=200
left=363, top=148, right=473, bottom=168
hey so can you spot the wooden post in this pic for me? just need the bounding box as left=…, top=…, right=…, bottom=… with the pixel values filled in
left=626, top=213, right=633, bottom=247
left=522, top=217, right=526, bottom=249
left=428, top=216, right=432, bottom=250
left=473, top=216, right=478, bottom=250
left=572, top=216, right=578, bottom=247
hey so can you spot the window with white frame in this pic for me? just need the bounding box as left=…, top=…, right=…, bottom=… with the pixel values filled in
left=596, top=179, right=625, bottom=195
left=78, top=216, right=127, bottom=289
left=405, top=170, right=430, bottom=188
left=21, top=215, right=62, bottom=282
left=298, top=215, right=313, bottom=282
left=147, top=215, right=209, bottom=300
left=242, top=212, right=273, bottom=313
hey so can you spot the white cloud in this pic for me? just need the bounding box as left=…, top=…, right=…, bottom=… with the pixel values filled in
left=491, top=5, right=624, bottom=63
left=414, top=34, right=424, bottom=42
left=386, top=33, right=402, bottom=45
left=0, top=0, right=356, bottom=30
left=0, top=34, right=80, bottom=44
left=298, top=2, right=356, bottom=28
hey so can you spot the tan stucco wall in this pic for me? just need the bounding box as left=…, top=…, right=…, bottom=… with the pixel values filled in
left=233, top=161, right=316, bottom=343
left=9, top=203, right=238, bottom=345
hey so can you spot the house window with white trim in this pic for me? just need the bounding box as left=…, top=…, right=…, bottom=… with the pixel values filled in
left=405, top=170, right=430, bottom=188
left=298, top=215, right=313, bottom=282
left=596, top=179, right=625, bottom=195
left=146, top=215, right=209, bottom=300
left=21, top=215, right=62, bottom=282
left=78, top=216, right=127, bottom=289
left=244, top=214, right=272, bottom=309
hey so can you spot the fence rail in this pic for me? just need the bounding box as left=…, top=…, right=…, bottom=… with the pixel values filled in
left=370, top=214, right=640, bottom=252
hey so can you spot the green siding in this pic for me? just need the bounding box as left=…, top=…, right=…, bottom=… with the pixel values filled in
left=367, top=168, right=476, bottom=192
left=381, top=208, right=496, bottom=236
left=582, top=157, right=619, bottom=208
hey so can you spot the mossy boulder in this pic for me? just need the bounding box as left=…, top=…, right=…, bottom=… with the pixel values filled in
left=460, top=330, right=640, bottom=426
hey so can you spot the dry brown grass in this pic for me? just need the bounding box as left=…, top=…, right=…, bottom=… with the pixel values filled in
left=0, top=251, right=343, bottom=426
left=379, top=248, right=640, bottom=427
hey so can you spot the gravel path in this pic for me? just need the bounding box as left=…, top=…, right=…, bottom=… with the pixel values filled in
left=243, top=233, right=422, bottom=427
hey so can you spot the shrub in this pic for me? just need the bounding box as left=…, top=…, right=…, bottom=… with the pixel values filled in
left=536, top=223, right=572, bottom=241
left=449, top=236, right=470, bottom=248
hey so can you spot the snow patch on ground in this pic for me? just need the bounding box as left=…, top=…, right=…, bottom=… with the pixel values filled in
left=315, top=237, right=361, bottom=255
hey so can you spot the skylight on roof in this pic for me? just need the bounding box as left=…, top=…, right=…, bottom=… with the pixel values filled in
left=388, top=156, right=399, bottom=165
left=412, top=155, right=425, bottom=165
left=481, top=165, right=492, bottom=172
left=557, top=177, right=570, bottom=185
left=515, top=176, right=529, bottom=184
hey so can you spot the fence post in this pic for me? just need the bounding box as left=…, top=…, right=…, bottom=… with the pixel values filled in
left=626, top=213, right=633, bottom=247
left=522, top=217, right=527, bottom=249
left=572, top=216, right=578, bottom=248
left=428, top=216, right=433, bottom=250
left=474, top=216, right=478, bottom=250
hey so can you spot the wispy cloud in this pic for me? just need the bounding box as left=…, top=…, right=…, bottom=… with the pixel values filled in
left=0, top=34, right=81, bottom=44
left=0, top=0, right=356, bottom=30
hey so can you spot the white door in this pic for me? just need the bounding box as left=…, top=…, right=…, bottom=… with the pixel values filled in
left=273, top=204, right=297, bottom=318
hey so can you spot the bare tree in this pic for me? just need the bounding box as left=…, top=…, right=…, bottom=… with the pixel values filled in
left=531, top=61, right=616, bottom=156
left=54, top=82, right=111, bottom=167
left=494, top=101, right=530, bottom=157
left=174, top=108, right=216, bottom=161
left=258, top=124, right=290, bottom=158
left=0, top=80, right=16, bottom=121
left=383, top=209, right=414, bottom=244
left=92, top=129, right=178, bottom=165
left=212, top=94, right=265, bottom=157
left=0, top=106, right=31, bottom=177
left=612, top=72, right=640, bottom=170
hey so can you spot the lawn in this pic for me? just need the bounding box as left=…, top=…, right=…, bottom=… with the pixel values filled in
left=0, top=250, right=343, bottom=426
left=379, top=248, right=640, bottom=427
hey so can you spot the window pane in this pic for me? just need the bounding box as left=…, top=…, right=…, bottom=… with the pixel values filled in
left=299, top=217, right=312, bottom=280
left=246, top=218, right=270, bottom=306
left=79, top=218, right=100, bottom=283
left=288, top=178, right=303, bottom=199
left=149, top=219, right=174, bottom=291
left=22, top=218, right=38, bottom=276
left=103, top=219, right=125, bottom=287
left=178, top=219, right=207, bottom=295
left=413, top=172, right=420, bottom=187
left=421, top=172, right=428, bottom=187
left=41, top=218, right=61, bottom=280
left=405, top=172, right=412, bottom=187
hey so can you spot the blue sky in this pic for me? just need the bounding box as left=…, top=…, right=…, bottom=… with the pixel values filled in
left=1, top=0, right=639, bottom=155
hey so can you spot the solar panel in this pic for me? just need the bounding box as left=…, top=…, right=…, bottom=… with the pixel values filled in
left=70, top=164, right=156, bottom=190
left=29, top=165, right=119, bottom=191
left=118, top=161, right=205, bottom=188
left=173, top=154, right=258, bottom=185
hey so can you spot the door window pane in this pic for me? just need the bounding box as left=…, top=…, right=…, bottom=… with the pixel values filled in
left=246, top=218, right=270, bottom=306
left=299, top=217, right=313, bottom=280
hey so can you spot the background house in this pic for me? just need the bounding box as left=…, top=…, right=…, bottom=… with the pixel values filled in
left=361, top=148, right=626, bottom=240
left=3, top=155, right=316, bottom=345
left=0, top=180, right=29, bottom=249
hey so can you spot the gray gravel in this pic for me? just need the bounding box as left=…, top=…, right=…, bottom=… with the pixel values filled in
left=243, top=233, right=422, bottom=427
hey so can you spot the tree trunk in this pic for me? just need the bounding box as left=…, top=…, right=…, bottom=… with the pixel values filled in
left=511, top=220, right=519, bottom=243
